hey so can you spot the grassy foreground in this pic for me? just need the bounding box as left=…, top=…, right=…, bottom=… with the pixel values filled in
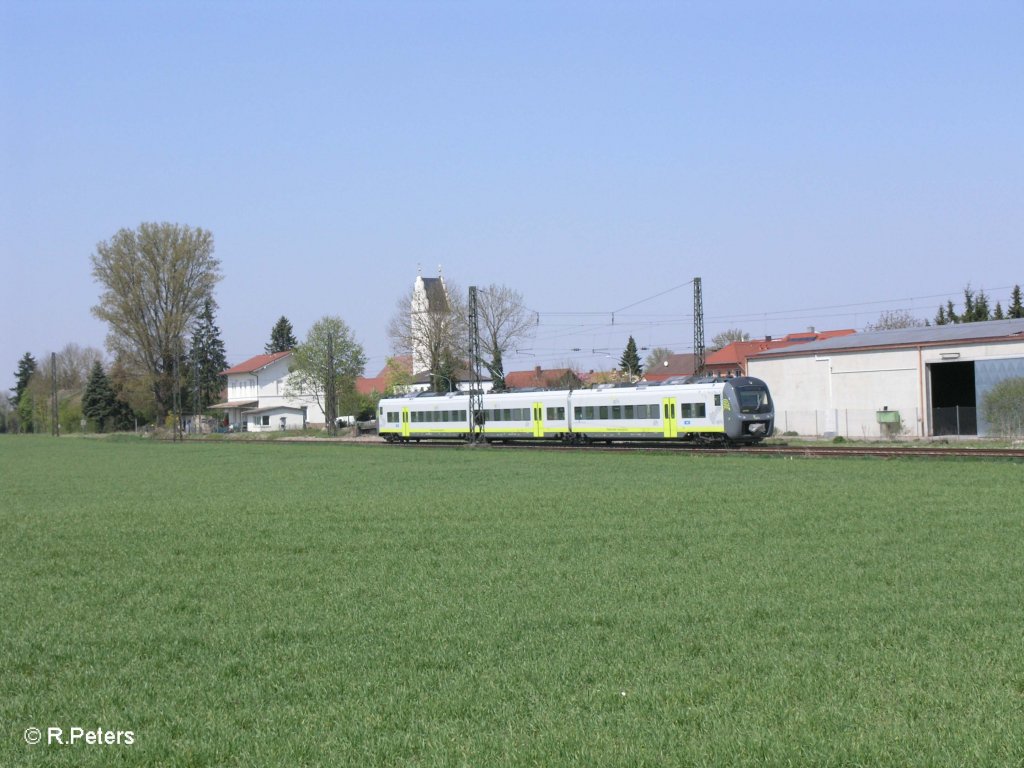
left=1, top=437, right=1022, bottom=767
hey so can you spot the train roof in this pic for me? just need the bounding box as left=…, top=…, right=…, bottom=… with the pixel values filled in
left=380, top=375, right=768, bottom=401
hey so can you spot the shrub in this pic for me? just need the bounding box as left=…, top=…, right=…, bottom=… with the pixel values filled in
left=981, top=377, right=1024, bottom=437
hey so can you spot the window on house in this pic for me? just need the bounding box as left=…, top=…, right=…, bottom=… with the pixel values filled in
left=261, top=415, right=270, bottom=426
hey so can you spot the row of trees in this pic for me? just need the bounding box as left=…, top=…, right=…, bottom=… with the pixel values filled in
left=5, top=346, right=110, bottom=434
left=935, top=285, right=1023, bottom=325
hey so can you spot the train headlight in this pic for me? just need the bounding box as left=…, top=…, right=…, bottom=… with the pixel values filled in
left=747, top=423, right=766, bottom=435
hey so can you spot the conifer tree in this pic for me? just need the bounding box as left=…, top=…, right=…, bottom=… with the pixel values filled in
left=972, top=289, right=991, bottom=322
left=993, top=302, right=1004, bottom=320
left=83, top=361, right=119, bottom=432
left=11, top=352, right=37, bottom=405
left=619, top=336, right=643, bottom=380
left=186, top=299, right=228, bottom=411
left=1009, top=285, right=1024, bottom=319
left=265, top=316, right=298, bottom=353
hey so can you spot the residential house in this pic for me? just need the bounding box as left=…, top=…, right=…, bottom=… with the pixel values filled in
left=214, top=351, right=328, bottom=431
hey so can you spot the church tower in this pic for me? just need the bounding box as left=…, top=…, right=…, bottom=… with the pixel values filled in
left=411, top=267, right=450, bottom=374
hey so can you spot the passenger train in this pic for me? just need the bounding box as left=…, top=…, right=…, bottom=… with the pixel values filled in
left=377, top=376, right=774, bottom=445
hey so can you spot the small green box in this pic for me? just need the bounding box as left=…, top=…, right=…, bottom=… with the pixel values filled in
left=876, top=410, right=901, bottom=424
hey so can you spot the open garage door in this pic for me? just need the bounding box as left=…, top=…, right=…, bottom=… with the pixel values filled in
left=929, top=361, right=976, bottom=436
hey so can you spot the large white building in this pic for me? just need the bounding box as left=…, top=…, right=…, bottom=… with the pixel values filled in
left=214, top=351, right=329, bottom=431
left=748, top=318, right=1024, bottom=438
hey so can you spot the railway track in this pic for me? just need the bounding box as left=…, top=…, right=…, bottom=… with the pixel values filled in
left=382, top=438, right=1024, bottom=460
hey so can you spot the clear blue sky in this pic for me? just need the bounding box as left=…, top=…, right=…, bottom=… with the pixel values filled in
left=2, top=1, right=1022, bottom=388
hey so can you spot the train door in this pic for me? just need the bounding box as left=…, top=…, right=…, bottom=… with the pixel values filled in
left=401, top=408, right=411, bottom=438
left=532, top=402, right=544, bottom=437
left=662, top=398, right=678, bottom=438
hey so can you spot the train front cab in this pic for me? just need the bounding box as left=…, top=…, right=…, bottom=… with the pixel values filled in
left=721, top=377, right=774, bottom=443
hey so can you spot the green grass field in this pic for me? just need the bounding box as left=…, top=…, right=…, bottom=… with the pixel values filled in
left=2, top=437, right=1022, bottom=767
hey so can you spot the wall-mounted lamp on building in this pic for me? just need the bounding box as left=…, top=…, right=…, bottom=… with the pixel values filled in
left=939, top=352, right=961, bottom=360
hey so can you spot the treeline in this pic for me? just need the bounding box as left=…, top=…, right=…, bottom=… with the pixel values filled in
left=3, top=298, right=230, bottom=435
left=936, top=285, right=1023, bottom=325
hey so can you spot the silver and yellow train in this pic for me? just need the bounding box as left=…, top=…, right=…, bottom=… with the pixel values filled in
left=378, top=376, right=774, bottom=445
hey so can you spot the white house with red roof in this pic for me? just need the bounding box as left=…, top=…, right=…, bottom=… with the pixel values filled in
left=215, top=351, right=328, bottom=431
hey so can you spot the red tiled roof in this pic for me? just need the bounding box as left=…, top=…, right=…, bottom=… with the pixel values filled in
left=504, top=367, right=578, bottom=389
left=355, top=376, right=388, bottom=395
left=221, top=351, right=291, bottom=376
left=705, top=330, right=858, bottom=372
left=643, top=353, right=697, bottom=381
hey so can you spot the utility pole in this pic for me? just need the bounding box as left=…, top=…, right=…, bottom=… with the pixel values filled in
left=51, top=352, right=58, bottom=436
left=468, top=286, right=484, bottom=443
left=173, top=351, right=182, bottom=441
left=193, top=355, right=200, bottom=435
left=693, top=277, right=705, bottom=376
left=326, top=332, right=337, bottom=436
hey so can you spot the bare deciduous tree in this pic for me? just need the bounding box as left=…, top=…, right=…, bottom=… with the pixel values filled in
left=865, top=310, right=927, bottom=331
left=476, top=284, right=534, bottom=391
left=710, top=328, right=750, bottom=351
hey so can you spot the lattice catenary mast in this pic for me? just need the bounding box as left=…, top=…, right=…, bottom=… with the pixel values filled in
left=467, top=286, right=484, bottom=443
left=693, top=277, right=705, bottom=376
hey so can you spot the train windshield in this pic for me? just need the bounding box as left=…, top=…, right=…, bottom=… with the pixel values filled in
left=736, top=386, right=771, bottom=414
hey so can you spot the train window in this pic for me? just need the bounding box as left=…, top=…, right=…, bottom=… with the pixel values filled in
left=680, top=403, right=707, bottom=419
left=546, top=407, right=556, bottom=420
left=460, top=411, right=467, bottom=421
left=574, top=406, right=583, bottom=419
left=599, top=406, right=609, bottom=419
left=556, top=407, right=565, bottom=420
left=503, top=409, right=512, bottom=421
left=624, top=405, right=633, bottom=419
left=585, top=406, right=595, bottom=420
left=714, top=394, right=721, bottom=406
left=636, top=404, right=648, bottom=419
left=611, top=405, right=621, bottom=419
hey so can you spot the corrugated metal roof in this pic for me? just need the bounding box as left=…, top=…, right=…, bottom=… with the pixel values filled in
left=754, top=318, right=1024, bottom=358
